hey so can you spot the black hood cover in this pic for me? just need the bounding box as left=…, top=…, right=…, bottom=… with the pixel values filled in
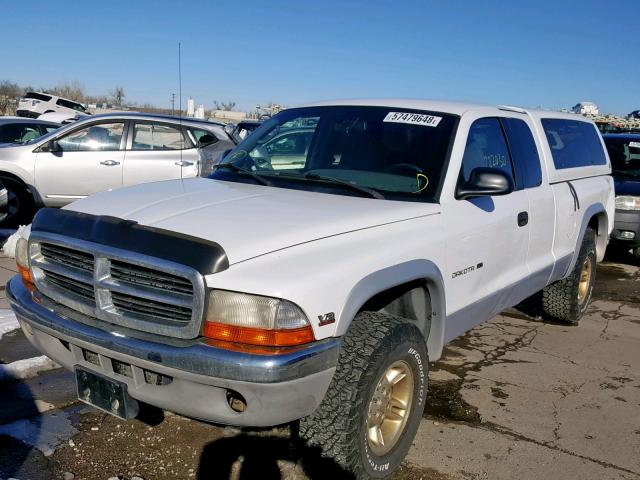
left=31, top=208, right=229, bottom=275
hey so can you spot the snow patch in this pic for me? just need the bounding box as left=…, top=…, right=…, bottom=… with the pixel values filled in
left=0, top=355, right=59, bottom=382
left=0, top=408, right=77, bottom=456
left=0, top=309, right=19, bottom=340
left=2, top=224, right=31, bottom=258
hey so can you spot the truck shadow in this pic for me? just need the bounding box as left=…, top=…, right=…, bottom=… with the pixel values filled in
left=603, top=247, right=639, bottom=267
left=197, top=427, right=355, bottom=480
left=0, top=372, right=44, bottom=480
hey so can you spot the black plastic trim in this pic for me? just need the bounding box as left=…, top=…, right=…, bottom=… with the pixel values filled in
left=31, top=208, right=229, bottom=275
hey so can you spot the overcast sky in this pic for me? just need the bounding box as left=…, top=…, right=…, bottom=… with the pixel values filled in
left=3, top=0, right=638, bottom=114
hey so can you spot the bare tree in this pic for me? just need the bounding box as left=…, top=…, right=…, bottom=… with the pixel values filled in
left=50, top=81, right=86, bottom=102
left=0, top=80, right=22, bottom=114
left=213, top=100, right=237, bottom=111
left=110, top=86, right=125, bottom=106
left=86, top=95, right=109, bottom=106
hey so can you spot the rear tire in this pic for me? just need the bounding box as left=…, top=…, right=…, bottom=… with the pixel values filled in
left=0, top=176, right=36, bottom=228
left=299, top=312, right=428, bottom=479
left=542, top=228, right=596, bottom=324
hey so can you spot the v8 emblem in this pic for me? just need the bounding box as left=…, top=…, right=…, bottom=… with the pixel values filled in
left=318, top=312, right=336, bottom=326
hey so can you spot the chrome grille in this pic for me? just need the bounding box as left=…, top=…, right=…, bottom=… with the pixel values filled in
left=40, top=243, right=94, bottom=273
left=29, top=234, right=205, bottom=339
left=110, top=260, right=194, bottom=295
left=111, top=291, right=192, bottom=324
left=43, top=270, right=96, bottom=306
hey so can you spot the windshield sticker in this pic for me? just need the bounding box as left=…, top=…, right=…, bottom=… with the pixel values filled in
left=629, top=141, right=640, bottom=149
left=383, top=112, right=442, bottom=127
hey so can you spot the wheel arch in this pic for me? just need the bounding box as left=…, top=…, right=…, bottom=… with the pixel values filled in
left=0, top=169, right=42, bottom=206
left=588, top=209, right=608, bottom=262
left=336, top=259, right=447, bottom=361
left=565, top=203, right=607, bottom=276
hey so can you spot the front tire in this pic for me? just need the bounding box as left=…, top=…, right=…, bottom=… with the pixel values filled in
left=542, top=228, right=596, bottom=324
left=300, top=312, right=428, bottom=479
left=0, top=176, right=35, bottom=228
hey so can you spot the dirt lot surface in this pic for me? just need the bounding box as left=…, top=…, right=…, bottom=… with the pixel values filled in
left=1, top=251, right=639, bottom=480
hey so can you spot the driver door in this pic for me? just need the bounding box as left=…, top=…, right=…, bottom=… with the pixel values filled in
left=34, top=121, right=125, bottom=206
left=442, top=117, right=530, bottom=341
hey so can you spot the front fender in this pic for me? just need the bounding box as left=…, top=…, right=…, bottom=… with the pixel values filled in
left=337, top=259, right=448, bottom=361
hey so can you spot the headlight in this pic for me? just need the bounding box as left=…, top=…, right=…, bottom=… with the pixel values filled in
left=16, top=238, right=35, bottom=290
left=615, top=195, right=640, bottom=211
left=203, top=290, right=314, bottom=348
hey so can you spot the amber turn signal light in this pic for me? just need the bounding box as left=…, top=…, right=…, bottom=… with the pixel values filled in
left=203, top=321, right=315, bottom=347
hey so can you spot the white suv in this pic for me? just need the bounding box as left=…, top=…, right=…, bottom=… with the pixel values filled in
left=17, top=92, right=89, bottom=119
left=0, top=112, right=235, bottom=226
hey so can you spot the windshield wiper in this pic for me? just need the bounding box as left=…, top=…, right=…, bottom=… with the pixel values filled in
left=213, top=163, right=274, bottom=186
left=304, top=173, right=385, bottom=199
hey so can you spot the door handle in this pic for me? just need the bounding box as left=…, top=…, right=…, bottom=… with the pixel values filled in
left=100, top=160, right=120, bottom=166
left=175, top=161, right=194, bottom=166
left=517, top=211, right=529, bottom=227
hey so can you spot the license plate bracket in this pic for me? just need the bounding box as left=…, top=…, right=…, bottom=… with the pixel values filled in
left=75, top=365, right=139, bottom=420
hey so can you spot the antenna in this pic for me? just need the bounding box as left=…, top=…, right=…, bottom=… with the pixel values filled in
left=178, top=42, right=183, bottom=170
left=178, top=42, right=182, bottom=120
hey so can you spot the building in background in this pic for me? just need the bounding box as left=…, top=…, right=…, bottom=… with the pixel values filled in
left=187, top=97, right=195, bottom=117
left=572, top=102, right=599, bottom=116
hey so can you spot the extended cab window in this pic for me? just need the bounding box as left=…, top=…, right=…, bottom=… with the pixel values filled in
left=460, top=118, right=514, bottom=184
left=132, top=122, right=186, bottom=150
left=542, top=119, right=607, bottom=169
left=57, top=122, right=125, bottom=151
left=502, top=118, right=542, bottom=189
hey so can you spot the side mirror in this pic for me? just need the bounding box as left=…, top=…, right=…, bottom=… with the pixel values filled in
left=456, top=167, right=514, bottom=200
left=41, top=139, right=61, bottom=153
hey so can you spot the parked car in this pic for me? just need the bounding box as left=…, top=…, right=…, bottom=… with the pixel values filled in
left=603, top=133, right=640, bottom=258
left=17, top=91, right=89, bottom=119
left=0, top=180, right=7, bottom=223
left=250, top=126, right=314, bottom=169
left=0, top=112, right=234, bottom=226
left=37, top=111, right=86, bottom=125
left=0, top=117, right=60, bottom=145
left=9, top=100, right=614, bottom=479
left=228, top=119, right=263, bottom=143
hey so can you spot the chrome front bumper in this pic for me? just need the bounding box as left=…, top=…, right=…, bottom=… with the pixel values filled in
left=8, top=277, right=340, bottom=426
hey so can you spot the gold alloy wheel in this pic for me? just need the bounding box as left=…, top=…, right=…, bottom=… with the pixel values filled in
left=366, top=360, right=414, bottom=456
left=578, top=257, right=592, bottom=304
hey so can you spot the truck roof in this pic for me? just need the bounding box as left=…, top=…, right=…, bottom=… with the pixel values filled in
left=297, top=98, right=592, bottom=122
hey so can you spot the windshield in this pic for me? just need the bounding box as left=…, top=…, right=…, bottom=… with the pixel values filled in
left=210, top=106, right=458, bottom=202
left=606, top=138, right=640, bottom=178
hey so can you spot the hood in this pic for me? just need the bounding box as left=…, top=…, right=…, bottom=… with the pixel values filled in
left=614, top=176, right=640, bottom=197
left=66, top=178, right=439, bottom=264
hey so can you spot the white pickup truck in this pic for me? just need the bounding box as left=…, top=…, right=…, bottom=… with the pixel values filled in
left=8, top=100, right=614, bottom=478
